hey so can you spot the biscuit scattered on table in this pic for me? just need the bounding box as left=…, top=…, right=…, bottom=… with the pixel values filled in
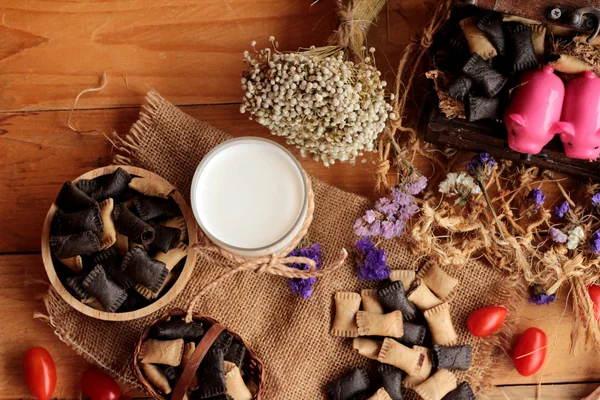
left=378, top=281, right=417, bottom=320
left=414, top=369, right=457, bottom=400
left=378, top=338, right=424, bottom=377
left=403, top=345, right=433, bottom=389
left=424, top=302, right=458, bottom=346
left=331, top=292, right=361, bottom=337
left=356, top=311, right=404, bottom=338
left=433, top=344, right=472, bottom=370
left=361, top=288, right=384, bottom=314
left=326, top=368, right=371, bottom=400
left=353, top=338, right=383, bottom=360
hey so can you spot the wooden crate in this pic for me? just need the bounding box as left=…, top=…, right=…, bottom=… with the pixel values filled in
left=424, top=97, right=600, bottom=179
left=423, top=1, right=600, bottom=179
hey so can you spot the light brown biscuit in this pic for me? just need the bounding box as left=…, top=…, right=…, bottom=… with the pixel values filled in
left=331, top=292, right=361, bottom=337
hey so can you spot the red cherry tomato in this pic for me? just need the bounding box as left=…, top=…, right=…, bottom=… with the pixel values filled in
left=81, top=368, right=121, bottom=400
left=513, top=327, right=547, bottom=376
left=588, top=285, right=600, bottom=321
left=23, top=347, right=56, bottom=400
left=466, top=306, right=507, bottom=337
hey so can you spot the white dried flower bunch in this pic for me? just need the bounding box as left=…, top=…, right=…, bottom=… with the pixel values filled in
left=240, top=38, right=394, bottom=166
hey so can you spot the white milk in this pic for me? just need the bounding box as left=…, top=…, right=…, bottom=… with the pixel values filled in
left=191, top=138, right=307, bottom=257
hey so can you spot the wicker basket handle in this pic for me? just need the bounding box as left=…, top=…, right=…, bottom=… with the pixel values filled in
left=171, top=323, right=225, bottom=400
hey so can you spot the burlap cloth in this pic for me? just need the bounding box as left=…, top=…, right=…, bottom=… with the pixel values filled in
left=43, top=91, right=519, bottom=399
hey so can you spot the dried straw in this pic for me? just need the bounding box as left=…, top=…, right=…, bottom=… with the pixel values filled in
left=375, top=0, right=600, bottom=352
left=424, top=70, right=466, bottom=119
left=329, top=0, right=387, bottom=60
left=550, top=37, right=600, bottom=74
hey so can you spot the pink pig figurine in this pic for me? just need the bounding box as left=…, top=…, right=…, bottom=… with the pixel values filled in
left=557, top=71, right=600, bottom=160
left=505, top=66, right=565, bottom=155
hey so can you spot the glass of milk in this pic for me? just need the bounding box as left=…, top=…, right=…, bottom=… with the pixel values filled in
left=190, top=137, right=308, bottom=258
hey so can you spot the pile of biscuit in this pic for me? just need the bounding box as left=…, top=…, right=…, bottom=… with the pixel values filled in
left=138, top=317, right=257, bottom=400
left=440, top=9, right=547, bottom=122
left=50, top=168, right=189, bottom=312
left=328, top=262, right=475, bottom=400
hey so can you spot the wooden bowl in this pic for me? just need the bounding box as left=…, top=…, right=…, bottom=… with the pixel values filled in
left=134, top=308, right=264, bottom=400
left=41, top=165, right=198, bottom=321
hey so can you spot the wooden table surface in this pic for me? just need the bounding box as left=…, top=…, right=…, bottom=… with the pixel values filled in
left=1, top=1, right=599, bottom=399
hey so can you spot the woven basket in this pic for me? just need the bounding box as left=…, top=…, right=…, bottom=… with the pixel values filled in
left=133, top=307, right=264, bottom=400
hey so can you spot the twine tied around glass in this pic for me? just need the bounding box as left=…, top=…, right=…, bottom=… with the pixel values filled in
left=184, top=177, right=348, bottom=323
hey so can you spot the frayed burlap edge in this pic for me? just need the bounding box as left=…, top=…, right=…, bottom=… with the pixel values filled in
left=40, top=288, right=143, bottom=388
left=112, top=90, right=163, bottom=166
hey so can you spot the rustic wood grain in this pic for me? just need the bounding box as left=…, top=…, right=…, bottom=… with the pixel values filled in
left=0, top=254, right=145, bottom=399
left=0, top=255, right=598, bottom=398
left=386, top=0, right=430, bottom=46
left=494, top=286, right=600, bottom=386
left=0, top=0, right=337, bottom=111
left=489, top=383, right=600, bottom=399
left=0, top=0, right=411, bottom=112
left=0, top=104, right=387, bottom=253
left=2, top=0, right=599, bottom=397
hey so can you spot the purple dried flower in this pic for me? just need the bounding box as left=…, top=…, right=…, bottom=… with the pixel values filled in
left=356, top=237, right=390, bottom=280
left=392, top=189, right=415, bottom=207
left=525, top=188, right=546, bottom=209
left=554, top=200, right=571, bottom=218
left=590, top=230, right=600, bottom=254
left=356, top=236, right=374, bottom=252
left=364, top=209, right=377, bottom=224
left=287, top=243, right=322, bottom=299
left=393, top=219, right=406, bottom=236
left=354, top=184, right=420, bottom=240
left=368, top=219, right=382, bottom=237
left=528, top=284, right=555, bottom=306
left=467, top=152, right=495, bottom=178
left=529, top=293, right=556, bottom=306
left=400, top=203, right=419, bottom=220
left=375, top=197, right=399, bottom=218
left=480, top=152, right=493, bottom=163
left=592, top=193, right=600, bottom=208
left=549, top=227, right=568, bottom=244
left=381, top=220, right=395, bottom=239
left=353, top=218, right=369, bottom=237
left=465, top=152, right=504, bottom=238
left=403, top=175, right=428, bottom=195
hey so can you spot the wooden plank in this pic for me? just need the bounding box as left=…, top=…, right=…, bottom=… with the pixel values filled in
left=425, top=103, right=600, bottom=181
left=386, top=0, right=430, bottom=46
left=0, top=0, right=337, bottom=111
left=489, top=383, right=600, bottom=399
left=1, top=254, right=600, bottom=398
left=0, top=0, right=415, bottom=112
left=5, top=0, right=600, bottom=398
left=493, top=288, right=600, bottom=386
left=0, top=254, right=144, bottom=399
left=0, top=104, right=384, bottom=253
